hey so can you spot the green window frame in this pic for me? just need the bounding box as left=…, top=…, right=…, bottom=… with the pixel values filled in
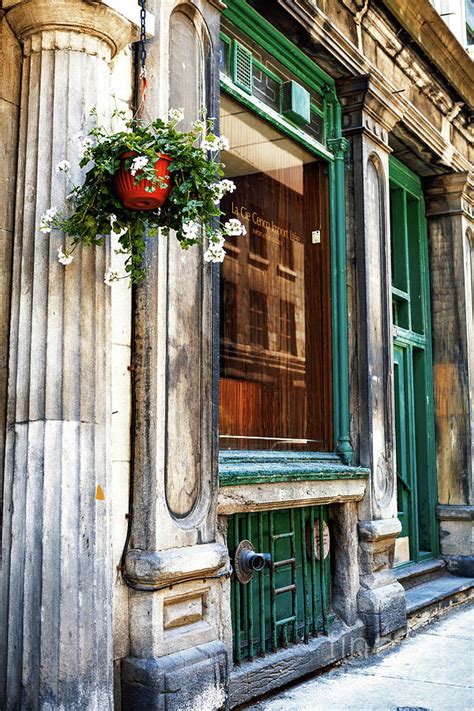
left=219, top=0, right=354, bottom=481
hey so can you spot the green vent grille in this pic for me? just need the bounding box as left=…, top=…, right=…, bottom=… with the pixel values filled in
left=281, top=80, right=311, bottom=126
left=232, top=41, right=253, bottom=94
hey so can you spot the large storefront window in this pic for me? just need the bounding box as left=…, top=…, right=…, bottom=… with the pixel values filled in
left=219, top=95, right=333, bottom=451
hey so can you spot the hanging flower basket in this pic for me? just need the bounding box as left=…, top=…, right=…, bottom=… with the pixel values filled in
left=39, top=107, right=246, bottom=284
left=113, top=152, right=172, bottom=210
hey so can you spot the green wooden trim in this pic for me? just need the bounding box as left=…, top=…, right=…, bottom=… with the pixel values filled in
left=310, top=101, right=324, bottom=119
left=418, top=190, right=439, bottom=558
left=252, top=57, right=282, bottom=86
left=223, top=0, right=335, bottom=94
left=389, top=156, right=423, bottom=197
left=392, top=286, right=409, bottom=302
left=394, top=328, right=427, bottom=348
left=220, top=75, right=334, bottom=162
left=328, top=137, right=352, bottom=464
left=220, top=451, right=341, bottom=463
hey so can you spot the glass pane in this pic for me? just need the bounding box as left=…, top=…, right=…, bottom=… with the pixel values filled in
left=219, top=95, right=332, bottom=451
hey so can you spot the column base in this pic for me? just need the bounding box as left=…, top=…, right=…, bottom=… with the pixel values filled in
left=358, top=519, right=407, bottom=648
left=358, top=581, right=406, bottom=648
left=437, top=505, right=473, bottom=575
left=121, top=641, right=228, bottom=711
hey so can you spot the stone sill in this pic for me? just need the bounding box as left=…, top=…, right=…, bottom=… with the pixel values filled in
left=219, top=450, right=369, bottom=486
left=218, top=453, right=368, bottom=514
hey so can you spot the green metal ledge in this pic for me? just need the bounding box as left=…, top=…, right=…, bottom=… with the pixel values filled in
left=219, top=451, right=369, bottom=487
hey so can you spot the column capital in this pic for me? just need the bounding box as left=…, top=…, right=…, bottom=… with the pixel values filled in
left=4, top=0, right=152, bottom=58
left=327, top=136, right=350, bottom=160
left=424, top=170, right=474, bottom=220
left=337, top=74, right=404, bottom=151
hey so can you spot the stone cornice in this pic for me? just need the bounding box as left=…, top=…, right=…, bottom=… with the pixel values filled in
left=275, top=1, right=472, bottom=174
left=4, top=0, right=152, bottom=57
left=362, top=7, right=457, bottom=118
left=380, top=0, right=474, bottom=109
left=337, top=73, right=404, bottom=150
left=424, top=171, right=474, bottom=220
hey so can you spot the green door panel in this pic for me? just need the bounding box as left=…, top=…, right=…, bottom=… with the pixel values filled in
left=228, top=506, right=332, bottom=664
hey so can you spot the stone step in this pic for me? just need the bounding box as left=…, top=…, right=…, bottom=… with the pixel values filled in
left=405, top=573, right=474, bottom=630
left=396, top=558, right=446, bottom=590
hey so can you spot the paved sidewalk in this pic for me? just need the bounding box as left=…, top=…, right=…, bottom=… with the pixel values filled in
left=249, top=603, right=474, bottom=711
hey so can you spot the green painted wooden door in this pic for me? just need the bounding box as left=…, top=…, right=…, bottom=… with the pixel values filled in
left=228, top=506, right=332, bottom=663
left=390, top=158, right=438, bottom=565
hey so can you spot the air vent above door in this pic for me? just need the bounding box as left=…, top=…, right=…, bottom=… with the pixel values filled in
left=281, top=80, right=311, bottom=126
left=232, top=41, right=253, bottom=94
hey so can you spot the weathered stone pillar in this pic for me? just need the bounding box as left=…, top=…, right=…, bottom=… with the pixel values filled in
left=0, top=12, right=21, bottom=542
left=424, top=172, right=474, bottom=577
left=338, top=75, right=407, bottom=648
left=0, top=2, right=137, bottom=708
left=121, top=1, right=229, bottom=709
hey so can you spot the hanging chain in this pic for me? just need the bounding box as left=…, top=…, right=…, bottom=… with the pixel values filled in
left=139, top=0, right=147, bottom=78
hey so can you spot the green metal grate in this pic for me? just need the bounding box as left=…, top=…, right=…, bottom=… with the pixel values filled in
left=228, top=506, right=332, bottom=664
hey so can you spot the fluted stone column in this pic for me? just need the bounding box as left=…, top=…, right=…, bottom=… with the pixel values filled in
left=338, top=75, right=407, bottom=648
left=425, top=172, right=474, bottom=577
left=0, top=2, right=137, bottom=708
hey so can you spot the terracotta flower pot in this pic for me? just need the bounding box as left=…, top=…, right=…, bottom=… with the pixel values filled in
left=114, top=152, right=172, bottom=210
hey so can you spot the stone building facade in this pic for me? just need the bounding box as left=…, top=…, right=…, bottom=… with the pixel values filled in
left=0, top=0, right=472, bottom=709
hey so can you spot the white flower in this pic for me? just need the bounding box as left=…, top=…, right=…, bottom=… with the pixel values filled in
left=182, top=220, right=200, bottom=238
left=220, top=179, right=236, bottom=193
left=57, top=248, right=74, bottom=265
left=40, top=206, right=58, bottom=233
left=168, top=107, right=184, bottom=123
left=203, top=231, right=226, bottom=262
left=203, top=135, right=220, bottom=151
left=204, top=244, right=226, bottom=263
left=104, top=267, right=121, bottom=286
left=212, top=231, right=225, bottom=247
left=56, top=160, right=71, bottom=173
left=211, top=179, right=237, bottom=204
left=223, top=218, right=246, bottom=237
left=203, top=134, right=230, bottom=152
left=130, top=155, right=149, bottom=176
left=218, top=136, right=230, bottom=151
left=192, top=119, right=206, bottom=132
left=109, top=213, right=117, bottom=227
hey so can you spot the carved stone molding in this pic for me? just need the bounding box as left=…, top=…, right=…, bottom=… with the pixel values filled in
left=424, top=171, right=474, bottom=220
left=273, top=1, right=471, bottom=173
left=125, top=543, right=229, bottom=587
left=337, top=74, right=404, bottom=150
left=5, top=0, right=145, bottom=57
